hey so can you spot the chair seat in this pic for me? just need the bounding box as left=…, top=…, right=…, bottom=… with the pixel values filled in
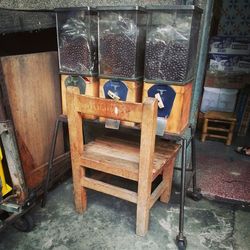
left=204, top=111, right=236, bottom=122
left=80, top=136, right=180, bottom=182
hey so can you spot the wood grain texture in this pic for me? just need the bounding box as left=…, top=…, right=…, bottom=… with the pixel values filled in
left=66, top=92, right=180, bottom=236
left=1, top=52, right=64, bottom=189
left=136, top=98, right=157, bottom=236
left=66, top=87, right=87, bottom=213
left=204, top=111, right=237, bottom=121
left=160, top=156, right=175, bottom=203
left=143, top=82, right=193, bottom=135
left=201, top=112, right=236, bottom=145
left=69, top=90, right=143, bottom=123
left=81, top=177, right=137, bottom=204
left=80, top=137, right=179, bottom=182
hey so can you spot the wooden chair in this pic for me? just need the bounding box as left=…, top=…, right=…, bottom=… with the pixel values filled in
left=201, top=111, right=237, bottom=146
left=66, top=87, right=180, bottom=236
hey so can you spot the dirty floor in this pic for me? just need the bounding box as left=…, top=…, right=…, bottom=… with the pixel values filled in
left=1, top=134, right=250, bottom=250
left=196, top=135, right=250, bottom=203
left=0, top=176, right=250, bottom=250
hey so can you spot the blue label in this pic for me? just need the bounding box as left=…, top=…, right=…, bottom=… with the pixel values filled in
left=103, top=80, right=128, bottom=101
left=148, top=84, right=176, bottom=118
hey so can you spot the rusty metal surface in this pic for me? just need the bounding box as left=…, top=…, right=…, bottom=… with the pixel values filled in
left=0, top=121, right=28, bottom=204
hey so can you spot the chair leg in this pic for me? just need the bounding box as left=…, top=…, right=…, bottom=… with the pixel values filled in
left=136, top=175, right=152, bottom=236
left=226, top=121, right=235, bottom=146
left=201, top=118, right=208, bottom=142
left=73, top=165, right=87, bottom=213
left=136, top=197, right=151, bottom=236
left=160, top=157, right=175, bottom=203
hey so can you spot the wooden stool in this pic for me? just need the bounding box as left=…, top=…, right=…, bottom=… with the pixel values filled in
left=201, top=111, right=237, bottom=145
left=66, top=87, right=180, bottom=236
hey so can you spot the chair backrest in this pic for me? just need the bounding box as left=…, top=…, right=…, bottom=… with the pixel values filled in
left=66, top=86, right=158, bottom=173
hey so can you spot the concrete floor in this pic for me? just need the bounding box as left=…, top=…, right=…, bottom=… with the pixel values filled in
left=0, top=134, right=250, bottom=250
left=0, top=177, right=250, bottom=250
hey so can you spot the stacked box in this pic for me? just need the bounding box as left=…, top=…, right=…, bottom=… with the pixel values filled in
left=209, top=36, right=250, bottom=55
left=200, top=87, right=238, bottom=113
left=208, top=54, right=250, bottom=74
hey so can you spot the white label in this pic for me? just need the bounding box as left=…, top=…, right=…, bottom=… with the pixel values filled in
left=108, top=90, right=120, bottom=100
left=155, top=93, right=165, bottom=109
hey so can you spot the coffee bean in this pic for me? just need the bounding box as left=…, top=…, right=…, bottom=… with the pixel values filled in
left=144, top=39, right=189, bottom=82
left=59, top=17, right=98, bottom=75
left=100, top=33, right=139, bottom=78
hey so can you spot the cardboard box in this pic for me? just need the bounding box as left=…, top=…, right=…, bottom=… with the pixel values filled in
left=209, top=36, right=250, bottom=55
left=201, top=87, right=238, bottom=113
left=209, top=54, right=250, bottom=73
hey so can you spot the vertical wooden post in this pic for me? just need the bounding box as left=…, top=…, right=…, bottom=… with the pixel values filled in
left=201, top=118, right=208, bottom=142
left=66, top=87, right=87, bottom=213
left=136, top=98, right=157, bottom=236
left=226, top=121, right=236, bottom=146
left=160, top=156, right=175, bottom=203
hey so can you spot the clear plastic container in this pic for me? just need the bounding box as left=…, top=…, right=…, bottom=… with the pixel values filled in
left=56, top=7, right=98, bottom=75
left=98, top=6, right=146, bottom=80
left=144, top=5, right=202, bottom=84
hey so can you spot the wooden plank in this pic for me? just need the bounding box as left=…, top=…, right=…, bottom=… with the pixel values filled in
left=160, top=156, right=175, bottom=203
left=80, top=137, right=178, bottom=182
left=67, top=87, right=144, bottom=123
left=204, top=111, right=237, bottom=121
left=1, top=52, right=64, bottom=189
left=208, top=119, right=233, bottom=124
left=207, top=134, right=228, bottom=139
left=207, top=127, right=230, bottom=132
left=0, top=99, right=6, bottom=120
left=27, top=152, right=71, bottom=193
left=81, top=177, right=137, bottom=204
left=67, top=85, right=87, bottom=213
left=149, top=181, right=165, bottom=209
left=136, top=98, right=157, bottom=236
left=81, top=152, right=138, bottom=181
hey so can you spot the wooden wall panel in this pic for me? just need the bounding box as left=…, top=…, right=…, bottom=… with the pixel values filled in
left=1, top=52, right=64, bottom=189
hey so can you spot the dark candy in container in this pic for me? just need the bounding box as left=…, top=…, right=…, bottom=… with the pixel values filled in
left=56, top=7, right=98, bottom=75
left=144, top=5, right=202, bottom=84
left=98, top=6, right=146, bottom=80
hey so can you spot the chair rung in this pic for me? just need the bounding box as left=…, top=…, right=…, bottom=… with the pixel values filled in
left=207, top=119, right=232, bottom=124
left=81, top=177, right=137, bottom=204
left=206, top=134, right=228, bottom=139
left=149, top=181, right=166, bottom=208
left=207, top=126, right=230, bottom=132
left=80, top=155, right=138, bottom=181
